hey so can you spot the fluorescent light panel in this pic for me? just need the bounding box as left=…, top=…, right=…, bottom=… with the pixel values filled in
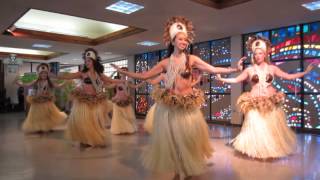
left=0, top=46, right=54, bottom=56
left=302, top=1, right=320, bottom=11
left=106, top=1, right=144, bottom=14
left=32, top=44, right=52, bottom=48
left=137, top=41, right=159, bottom=46
left=13, top=9, right=128, bottom=39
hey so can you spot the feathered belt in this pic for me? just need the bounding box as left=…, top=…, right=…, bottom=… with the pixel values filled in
left=112, top=96, right=133, bottom=107
left=151, top=87, right=204, bottom=109
left=27, top=94, right=54, bottom=103
left=70, top=89, right=107, bottom=105
left=237, top=92, right=285, bottom=114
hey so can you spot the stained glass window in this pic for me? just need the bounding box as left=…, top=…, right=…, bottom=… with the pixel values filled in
left=303, top=22, right=320, bottom=58
left=304, top=94, right=320, bottom=129
left=211, top=38, right=232, bottom=66
left=210, top=95, right=232, bottom=121
left=272, top=60, right=302, bottom=93
left=271, top=26, right=301, bottom=61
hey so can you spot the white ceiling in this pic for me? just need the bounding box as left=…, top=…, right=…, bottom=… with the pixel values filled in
left=0, top=0, right=319, bottom=64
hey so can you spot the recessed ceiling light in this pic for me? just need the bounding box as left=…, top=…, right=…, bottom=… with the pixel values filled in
left=104, top=52, right=113, bottom=55
left=137, top=41, right=159, bottom=46
left=32, top=44, right=52, bottom=48
left=302, top=1, right=320, bottom=11
left=106, top=1, right=144, bottom=14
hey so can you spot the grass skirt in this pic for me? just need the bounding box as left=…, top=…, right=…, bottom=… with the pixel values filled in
left=231, top=92, right=297, bottom=159
left=65, top=90, right=108, bottom=146
left=22, top=96, right=66, bottom=133
left=110, top=103, right=137, bottom=134
left=142, top=87, right=213, bottom=177
left=102, top=100, right=113, bottom=127
left=143, top=103, right=157, bottom=134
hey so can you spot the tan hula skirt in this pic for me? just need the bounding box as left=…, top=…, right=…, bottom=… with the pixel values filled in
left=22, top=95, right=66, bottom=133
left=143, top=103, right=157, bottom=134
left=231, top=92, right=297, bottom=159
left=142, top=88, right=213, bottom=177
left=110, top=98, right=137, bottom=134
left=102, top=99, right=113, bottom=128
left=65, top=90, right=108, bottom=147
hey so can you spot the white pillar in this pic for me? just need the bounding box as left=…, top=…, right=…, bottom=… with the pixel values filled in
left=230, top=35, right=243, bottom=125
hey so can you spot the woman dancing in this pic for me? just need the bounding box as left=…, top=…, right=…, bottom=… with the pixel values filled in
left=112, top=16, right=244, bottom=179
left=16, top=63, right=67, bottom=134
left=55, top=48, right=123, bottom=147
left=216, top=36, right=315, bottom=159
left=110, top=67, right=146, bottom=135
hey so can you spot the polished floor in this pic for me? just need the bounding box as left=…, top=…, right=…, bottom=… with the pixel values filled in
left=0, top=112, right=319, bottom=180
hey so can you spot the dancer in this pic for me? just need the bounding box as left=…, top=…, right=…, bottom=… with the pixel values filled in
left=216, top=35, right=315, bottom=159
left=15, top=63, right=67, bottom=133
left=54, top=48, right=123, bottom=147
left=144, top=71, right=201, bottom=134
left=112, top=16, right=244, bottom=179
left=110, top=67, right=145, bottom=135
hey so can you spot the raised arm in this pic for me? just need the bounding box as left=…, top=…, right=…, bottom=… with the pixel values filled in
left=272, top=63, right=315, bottom=80
left=216, top=68, right=249, bottom=84
left=15, top=79, right=36, bottom=87
left=127, top=81, right=147, bottom=89
left=52, top=72, right=82, bottom=80
left=100, top=74, right=125, bottom=84
left=146, top=73, right=165, bottom=85
left=111, top=61, right=165, bottom=80
left=192, top=55, right=246, bottom=74
left=52, top=80, right=71, bottom=89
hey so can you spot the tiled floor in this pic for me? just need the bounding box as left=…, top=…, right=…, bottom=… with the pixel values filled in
left=0, top=112, right=319, bottom=180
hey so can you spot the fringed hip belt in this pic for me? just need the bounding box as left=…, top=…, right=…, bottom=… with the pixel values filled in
left=70, top=89, right=107, bottom=105
left=27, top=94, right=54, bottom=103
left=237, top=92, right=285, bottom=114
left=151, top=87, right=205, bottom=109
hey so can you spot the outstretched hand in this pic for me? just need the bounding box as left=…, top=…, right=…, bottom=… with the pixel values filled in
left=110, top=64, right=121, bottom=71
left=237, top=56, right=247, bottom=71
left=216, top=74, right=222, bottom=81
left=305, top=62, right=317, bottom=74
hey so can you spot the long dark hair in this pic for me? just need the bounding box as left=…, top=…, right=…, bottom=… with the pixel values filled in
left=35, top=63, right=54, bottom=89
left=81, top=48, right=104, bottom=75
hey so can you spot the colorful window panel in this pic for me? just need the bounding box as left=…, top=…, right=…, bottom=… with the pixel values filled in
left=272, top=60, right=302, bottom=93
left=135, top=54, right=148, bottom=93
left=284, top=94, right=302, bottom=128
left=211, top=73, right=231, bottom=93
left=304, top=94, right=320, bottom=129
left=211, top=38, right=232, bottom=66
left=136, top=95, right=148, bottom=115
left=303, top=59, right=320, bottom=93
left=193, top=41, right=211, bottom=62
left=210, top=94, right=232, bottom=121
left=303, top=22, right=320, bottom=58
left=271, top=25, right=301, bottom=61
left=198, top=74, right=211, bottom=94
